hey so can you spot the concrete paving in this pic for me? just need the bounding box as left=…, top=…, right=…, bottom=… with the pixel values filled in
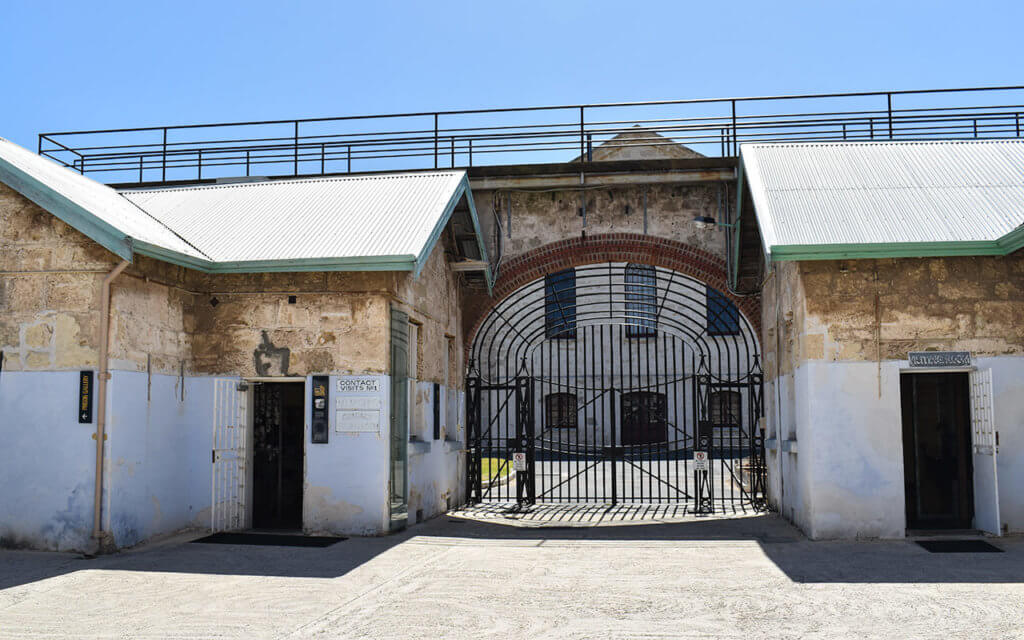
left=1, top=512, right=1022, bottom=639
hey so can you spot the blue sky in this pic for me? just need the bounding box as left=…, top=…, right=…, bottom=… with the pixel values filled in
left=3, top=0, right=1024, bottom=152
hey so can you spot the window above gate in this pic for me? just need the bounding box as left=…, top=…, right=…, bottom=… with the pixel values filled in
left=706, top=286, right=740, bottom=336
left=625, top=263, right=657, bottom=337
left=545, top=269, right=577, bottom=339
left=544, top=393, right=578, bottom=428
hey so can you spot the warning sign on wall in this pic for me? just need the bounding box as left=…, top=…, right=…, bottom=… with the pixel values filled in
left=693, top=450, right=709, bottom=471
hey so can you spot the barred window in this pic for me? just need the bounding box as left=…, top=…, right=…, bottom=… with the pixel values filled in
left=710, top=390, right=741, bottom=426
left=706, top=287, right=740, bottom=336
left=545, top=269, right=577, bottom=339
left=545, top=393, right=578, bottom=428
left=625, top=263, right=657, bottom=337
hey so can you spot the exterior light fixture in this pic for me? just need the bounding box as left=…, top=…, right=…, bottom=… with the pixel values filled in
left=693, top=214, right=735, bottom=230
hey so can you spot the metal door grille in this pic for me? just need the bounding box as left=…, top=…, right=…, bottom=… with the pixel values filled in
left=212, top=378, right=247, bottom=531
left=467, top=262, right=766, bottom=513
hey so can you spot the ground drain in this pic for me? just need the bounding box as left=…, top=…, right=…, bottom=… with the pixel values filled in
left=916, top=539, right=1002, bottom=553
left=192, top=532, right=346, bottom=547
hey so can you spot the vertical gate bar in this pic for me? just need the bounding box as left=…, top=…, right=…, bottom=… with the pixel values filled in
left=600, top=323, right=607, bottom=503
left=644, top=316, right=652, bottom=502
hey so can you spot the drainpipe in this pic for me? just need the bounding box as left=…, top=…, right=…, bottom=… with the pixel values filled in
left=92, top=260, right=129, bottom=550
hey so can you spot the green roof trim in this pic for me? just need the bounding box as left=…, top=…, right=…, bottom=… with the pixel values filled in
left=411, top=174, right=493, bottom=290
left=770, top=231, right=1023, bottom=262
left=134, top=239, right=420, bottom=273
left=0, top=156, right=134, bottom=262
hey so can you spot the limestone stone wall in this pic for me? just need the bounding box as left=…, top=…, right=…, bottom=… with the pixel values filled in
left=763, top=254, right=1024, bottom=379
left=474, top=182, right=734, bottom=268
left=0, top=183, right=462, bottom=380
left=185, top=271, right=391, bottom=377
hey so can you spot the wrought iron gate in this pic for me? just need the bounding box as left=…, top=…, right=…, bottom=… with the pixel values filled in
left=467, top=262, right=766, bottom=513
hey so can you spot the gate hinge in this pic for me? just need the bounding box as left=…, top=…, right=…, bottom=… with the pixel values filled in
left=237, top=382, right=250, bottom=391
left=211, top=449, right=216, bottom=464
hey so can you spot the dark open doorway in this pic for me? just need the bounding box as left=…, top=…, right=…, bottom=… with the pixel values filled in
left=900, top=372, right=973, bottom=530
left=253, top=381, right=305, bottom=530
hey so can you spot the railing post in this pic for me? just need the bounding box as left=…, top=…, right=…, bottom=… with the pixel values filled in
left=245, top=150, right=250, bottom=177
left=468, top=139, right=473, bottom=167
left=1017, top=113, right=1021, bottom=138
left=887, top=93, right=894, bottom=140
left=869, top=118, right=874, bottom=140
left=586, top=133, right=592, bottom=161
left=37, top=135, right=42, bottom=155
left=731, top=99, right=738, bottom=156
left=198, top=149, right=203, bottom=180
left=842, top=123, right=847, bottom=140
left=139, top=156, right=144, bottom=183
left=161, top=127, right=167, bottom=182
left=434, top=113, right=439, bottom=169
left=451, top=136, right=455, bottom=168
left=347, top=145, right=352, bottom=173
left=321, top=143, right=326, bottom=174
left=579, top=106, right=585, bottom=163
left=293, top=121, right=299, bottom=176
left=80, top=156, right=85, bottom=175
left=973, top=119, right=978, bottom=138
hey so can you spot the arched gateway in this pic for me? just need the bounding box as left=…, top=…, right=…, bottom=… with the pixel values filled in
left=467, top=260, right=767, bottom=513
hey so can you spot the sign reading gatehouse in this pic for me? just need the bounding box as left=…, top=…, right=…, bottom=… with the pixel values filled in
left=908, top=351, right=971, bottom=368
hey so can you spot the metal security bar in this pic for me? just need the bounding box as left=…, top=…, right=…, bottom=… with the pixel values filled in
left=466, top=262, right=766, bottom=513
left=38, top=85, right=1024, bottom=186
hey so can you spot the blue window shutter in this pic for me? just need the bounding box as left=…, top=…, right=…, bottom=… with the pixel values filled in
left=706, top=286, right=740, bottom=336
left=545, top=268, right=576, bottom=339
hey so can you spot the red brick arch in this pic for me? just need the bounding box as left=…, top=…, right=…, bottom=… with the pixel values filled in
left=466, top=233, right=761, bottom=350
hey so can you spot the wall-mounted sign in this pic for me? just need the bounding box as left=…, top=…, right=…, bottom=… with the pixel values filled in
left=336, top=410, right=380, bottom=432
left=311, top=375, right=329, bottom=443
left=908, top=351, right=971, bottom=368
left=337, top=378, right=380, bottom=393
left=78, top=371, right=94, bottom=423
left=694, top=450, right=709, bottom=472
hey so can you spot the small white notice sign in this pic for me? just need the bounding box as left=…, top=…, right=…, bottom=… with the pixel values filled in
left=693, top=450, right=709, bottom=471
left=336, top=410, right=380, bottom=433
left=337, top=378, right=380, bottom=393
left=512, top=452, right=527, bottom=472
left=336, top=396, right=382, bottom=411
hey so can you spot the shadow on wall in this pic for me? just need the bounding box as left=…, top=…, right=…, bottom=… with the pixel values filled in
left=1, top=513, right=1022, bottom=593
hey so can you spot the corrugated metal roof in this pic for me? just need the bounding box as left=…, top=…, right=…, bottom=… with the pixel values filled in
left=0, top=137, right=207, bottom=261
left=1, top=134, right=484, bottom=276
left=741, top=140, right=1024, bottom=259
left=121, top=171, right=468, bottom=265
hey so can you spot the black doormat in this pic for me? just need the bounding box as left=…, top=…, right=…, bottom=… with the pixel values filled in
left=191, top=532, right=346, bottom=547
left=916, top=539, right=1003, bottom=553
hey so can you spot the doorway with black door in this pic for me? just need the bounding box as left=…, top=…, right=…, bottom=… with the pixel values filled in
left=252, top=381, right=305, bottom=530
left=900, top=372, right=974, bottom=530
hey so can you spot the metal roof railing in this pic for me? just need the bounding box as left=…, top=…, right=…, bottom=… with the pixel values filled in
left=37, top=85, right=1024, bottom=186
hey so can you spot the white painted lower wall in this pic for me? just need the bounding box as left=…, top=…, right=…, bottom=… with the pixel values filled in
left=304, top=374, right=390, bottom=536
left=1, top=370, right=466, bottom=551
left=0, top=370, right=98, bottom=551
left=0, top=370, right=216, bottom=552
left=766, top=356, right=1024, bottom=539
left=406, top=382, right=465, bottom=525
